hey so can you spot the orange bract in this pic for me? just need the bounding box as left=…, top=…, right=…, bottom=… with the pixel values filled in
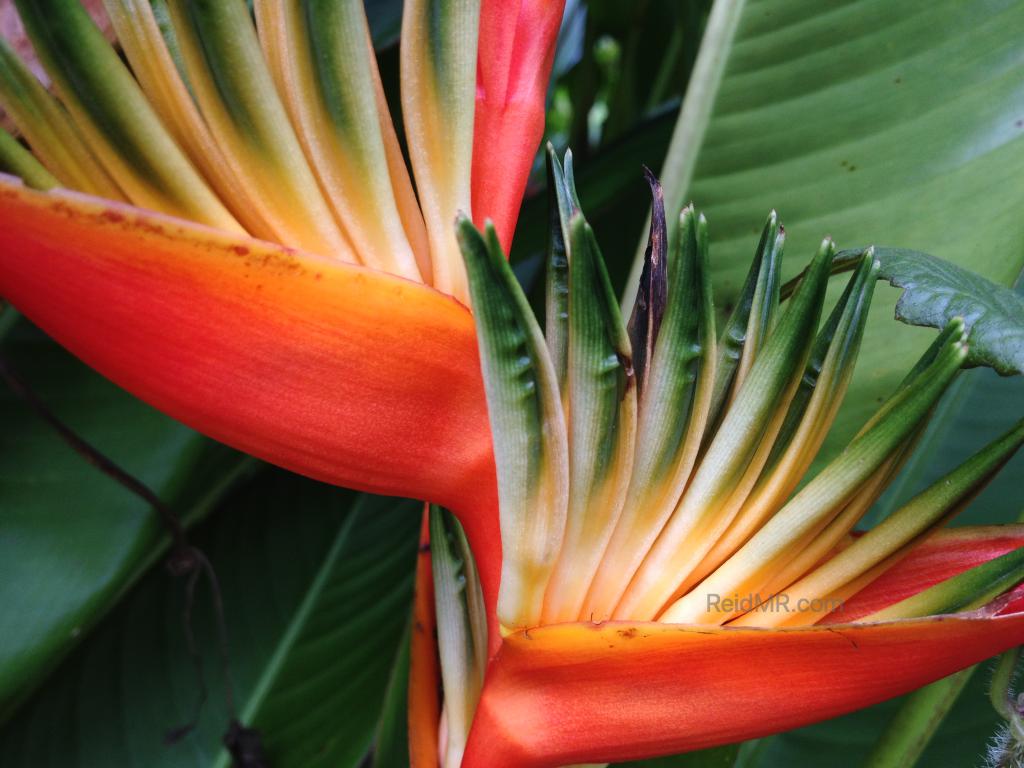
left=464, top=527, right=1024, bottom=767
left=0, top=177, right=495, bottom=510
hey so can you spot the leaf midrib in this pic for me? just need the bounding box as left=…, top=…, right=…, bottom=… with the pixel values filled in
left=209, top=507, right=360, bottom=768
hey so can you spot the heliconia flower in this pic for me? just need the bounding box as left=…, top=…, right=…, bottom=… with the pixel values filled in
left=1, top=3, right=1022, bottom=765
left=0, top=0, right=566, bottom=614
left=424, top=147, right=1024, bottom=767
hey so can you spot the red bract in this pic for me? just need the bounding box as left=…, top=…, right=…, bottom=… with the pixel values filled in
left=472, top=0, right=564, bottom=253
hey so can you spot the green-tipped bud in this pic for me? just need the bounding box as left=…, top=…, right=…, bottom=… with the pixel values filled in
left=582, top=204, right=715, bottom=621
left=13, top=0, right=239, bottom=229
left=661, top=318, right=968, bottom=625
left=457, top=215, right=568, bottom=631
left=705, top=209, right=785, bottom=437
left=456, top=157, right=1018, bottom=637
left=748, top=418, right=1024, bottom=628
left=544, top=143, right=573, bottom=390
left=543, top=214, right=637, bottom=622
left=620, top=235, right=835, bottom=621
left=688, top=251, right=881, bottom=591
left=430, top=506, right=486, bottom=768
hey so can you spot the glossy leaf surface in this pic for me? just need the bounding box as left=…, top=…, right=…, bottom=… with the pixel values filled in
left=0, top=473, right=419, bottom=768
left=0, top=316, right=251, bottom=715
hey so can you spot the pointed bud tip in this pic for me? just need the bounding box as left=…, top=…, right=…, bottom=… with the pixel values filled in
left=642, top=166, right=664, bottom=200
left=859, top=246, right=880, bottom=272
left=677, top=206, right=694, bottom=232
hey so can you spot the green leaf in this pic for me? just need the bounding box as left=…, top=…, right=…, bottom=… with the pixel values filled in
left=0, top=318, right=251, bottom=718
left=216, top=491, right=418, bottom=768
left=372, top=623, right=412, bottom=768
left=871, top=247, right=1024, bottom=375
left=785, top=247, right=1024, bottom=375
left=0, top=471, right=419, bottom=768
left=638, top=0, right=1024, bottom=471
left=862, top=667, right=977, bottom=768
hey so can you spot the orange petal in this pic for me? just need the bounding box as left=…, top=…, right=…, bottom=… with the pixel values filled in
left=0, top=176, right=500, bottom=573
left=465, top=610, right=1024, bottom=767
left=827, top=525, right=1024, bottom=622
left=471, top=0, right=564, bottom=253
left=410, top=508, right=441, bottom=768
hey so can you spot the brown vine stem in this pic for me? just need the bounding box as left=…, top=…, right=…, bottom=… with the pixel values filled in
left=0, top=350, right=265, bottom=767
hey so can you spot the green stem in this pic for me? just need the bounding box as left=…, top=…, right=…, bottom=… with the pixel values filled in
left=991, top=646, right=1022, bottom=721
left=622, top=0, right=747, bottom=310
left=862, top=666, right=977, bottom=768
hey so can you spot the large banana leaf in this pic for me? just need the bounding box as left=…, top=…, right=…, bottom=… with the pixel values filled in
left=645, top=0, right=1024, bottom=462
left=0, top=316, right=251, bottom=717
left=0, top=471, right=419, bottom=767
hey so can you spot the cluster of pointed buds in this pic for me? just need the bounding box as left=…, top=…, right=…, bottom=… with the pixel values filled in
left=456, top=147, right=1024, bottom=636
left=411, top=147, right=1024, bottom=766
